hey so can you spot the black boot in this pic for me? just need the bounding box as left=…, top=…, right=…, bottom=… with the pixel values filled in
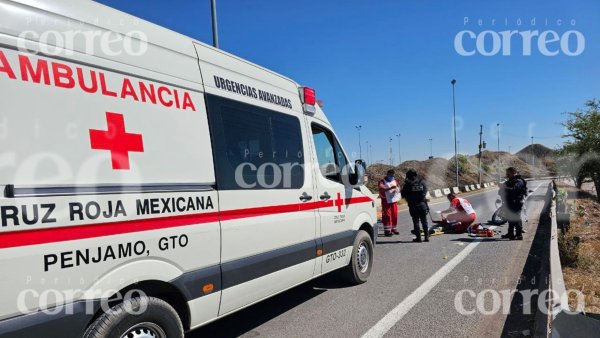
left=412, top=224, right=421, bottom=241
left=503, top=223, right=515, bottom=240
left=515, top=221, right=523, bottom=240
left=424, top=228, right=429, bottom=242
left=413, top=231, right=422, bottom=242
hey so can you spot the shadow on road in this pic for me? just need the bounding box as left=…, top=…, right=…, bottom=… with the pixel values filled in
left=375, top=240, right=418, bottom=244
left=186, top=274, right=350, bottom=337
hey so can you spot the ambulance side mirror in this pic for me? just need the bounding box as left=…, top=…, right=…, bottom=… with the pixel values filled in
left=348, top=159, right=366, bottom=186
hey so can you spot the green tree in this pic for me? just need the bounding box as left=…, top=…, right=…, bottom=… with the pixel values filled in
left=562, top=99, right=600, bottom=200
left=448, top=155, right=470, bottom=176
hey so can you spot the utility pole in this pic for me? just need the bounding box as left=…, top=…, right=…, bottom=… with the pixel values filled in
left=531, top=136, right=535, bottom=166
left=451, top=79, right=459, bottom=187
left=396, top=133, right=402, bottom=165
left=497, top=123, right=501, bottom=183
left=365, top=140, right=370, bottom=164
left=428, top=138, right=433, bottom=159
left=355, top=125, right=362, bottom=159
left=478, top=125, right=483, bottom=185
left=389, top=137, right=393, bottom=166
left=210, top=0, right=219, bottom=48
left=508, top=145, right=512, bottom=153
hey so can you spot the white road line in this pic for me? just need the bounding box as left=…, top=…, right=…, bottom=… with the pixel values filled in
left=361, top=227, right=495, bottom=338
left=526, top=183, right=544, bottom=201
left=362, top=181, right=547, bottom=338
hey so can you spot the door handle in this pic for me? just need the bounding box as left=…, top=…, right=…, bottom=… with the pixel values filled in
left=320, top=192, right=331, bottom=201
left=299, top=192, right=312, bottom=202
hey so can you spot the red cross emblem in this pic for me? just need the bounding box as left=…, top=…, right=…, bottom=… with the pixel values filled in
left=89, top=112, right=144, bottom=170
left=334, top=192, right=344, bottom=212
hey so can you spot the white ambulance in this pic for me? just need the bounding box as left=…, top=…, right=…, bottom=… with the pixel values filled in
left=0, top=1, right=376, bottom=337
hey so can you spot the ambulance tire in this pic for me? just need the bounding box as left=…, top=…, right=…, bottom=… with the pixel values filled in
left=83, top=296, right=184, bottom=338
left=342, top=230, right=373, bottom=284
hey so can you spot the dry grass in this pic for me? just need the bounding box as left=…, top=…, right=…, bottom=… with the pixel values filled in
left=557, top=184, right=600, bottom=314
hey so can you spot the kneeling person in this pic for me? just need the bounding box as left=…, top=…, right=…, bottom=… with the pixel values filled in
left=441, top=193, right=477, bottom=233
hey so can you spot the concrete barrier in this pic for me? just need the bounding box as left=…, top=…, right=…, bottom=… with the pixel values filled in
left=464, top=185, right=470, bottom=192
left=452, top=187, right=460, bottom=194
left=483, top=183, right=489, bottom=188
left=425, top=191, right=431, bottom=200
left=470, top=185, right=475, bottom=190
left=432, top=189, right=443, bottom=198
left=442, top=188, right=451, bottom=195
left=476, top=184, right=481, bottom=189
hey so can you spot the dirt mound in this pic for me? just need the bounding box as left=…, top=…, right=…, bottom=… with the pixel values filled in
left=516, top=143, right=556, bottom=159
left=366, top=149, right=556, bottom=193
left=465, top=150, right=548, bottom=179
left=515, top=144, right=557, bottom=174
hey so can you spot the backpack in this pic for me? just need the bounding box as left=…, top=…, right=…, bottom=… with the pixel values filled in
left=517, top=178, right=528, bottom=198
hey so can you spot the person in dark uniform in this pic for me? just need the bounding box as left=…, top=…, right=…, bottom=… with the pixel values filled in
left=401, top=169, right=430, bottom=242
left=500, top=167, right=528, bottom=240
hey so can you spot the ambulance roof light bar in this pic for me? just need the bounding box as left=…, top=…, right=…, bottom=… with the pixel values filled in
left=300, top=86, right=316, bottom=115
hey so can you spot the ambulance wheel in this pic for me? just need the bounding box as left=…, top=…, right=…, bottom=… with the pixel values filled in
left=342, top=230, right=373, bottom=284
left=83, top=296, right=183, bottom=338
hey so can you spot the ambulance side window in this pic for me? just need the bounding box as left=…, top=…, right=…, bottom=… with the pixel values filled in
left=311, top=124, right=348, bottom=183
left=206, top=95, right=305, bottom=190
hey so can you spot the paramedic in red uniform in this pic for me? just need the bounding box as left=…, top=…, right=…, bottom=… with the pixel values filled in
left=379, top=169, right=400, bottom=236
left=440, top=192, right=477, bottom=232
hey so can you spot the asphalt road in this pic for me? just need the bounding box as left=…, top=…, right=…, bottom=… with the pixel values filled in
left=188, top=181, right=550, bottom=338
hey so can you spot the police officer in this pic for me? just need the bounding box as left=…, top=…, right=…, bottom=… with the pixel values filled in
left=401, top=169, right=429, bottom=242
left=500, top=167, right=527, bottom=240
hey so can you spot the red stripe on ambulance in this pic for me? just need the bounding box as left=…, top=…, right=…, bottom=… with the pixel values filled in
left=0, top=197, right=373, bottom=249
